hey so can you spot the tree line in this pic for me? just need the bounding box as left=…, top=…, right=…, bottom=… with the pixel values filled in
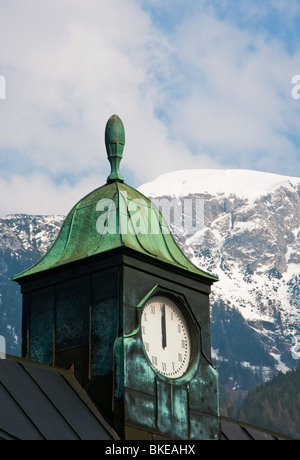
left=221, top=363, right=300, bottom=439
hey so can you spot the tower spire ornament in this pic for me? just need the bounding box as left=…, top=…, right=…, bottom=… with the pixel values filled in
left=105, top=114, right=125, bottom=183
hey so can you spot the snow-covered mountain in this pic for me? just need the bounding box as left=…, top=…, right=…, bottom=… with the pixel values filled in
left=139, top=169, right=300, bottom=398
left=0, top=169, right=299, bottom=401
left=0, top=214, right=65, bottom=354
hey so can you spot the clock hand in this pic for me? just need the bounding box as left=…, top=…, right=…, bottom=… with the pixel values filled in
left=161, top=303, right=167, bottom=349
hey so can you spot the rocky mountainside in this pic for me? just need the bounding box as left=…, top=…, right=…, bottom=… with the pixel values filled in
left=139, top=169, right=300, bottom=400
left=0, top=215, right=65, bottom=355
left=1, top=169, right=300, bottom=402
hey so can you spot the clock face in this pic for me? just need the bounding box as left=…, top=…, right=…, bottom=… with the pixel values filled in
left=140, top=296, right=191, bottom=379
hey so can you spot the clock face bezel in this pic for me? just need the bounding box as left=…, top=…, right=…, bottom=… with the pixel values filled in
left=139, top=293, right=199, bottom=381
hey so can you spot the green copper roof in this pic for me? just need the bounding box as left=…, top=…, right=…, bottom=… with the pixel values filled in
left=13, top=115, right=218, bottom=282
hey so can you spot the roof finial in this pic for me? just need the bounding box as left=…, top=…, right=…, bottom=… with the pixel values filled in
left=105, top=115, right=125, bottom=183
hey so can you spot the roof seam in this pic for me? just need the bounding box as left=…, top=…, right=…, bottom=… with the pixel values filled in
left=58, top=201, right=79, bottom=261
left=241, top=425, right=255, bottom=440
left=120, top=185, right=157, bottom=258
left=0, top=376, right=46, bottom=440
left=0, top=426, right=20, bottom=440
left=60, top=374, right=119, bottom=440
left=116, top=181, right=124, bottom=247
left=88, top=183, right=123, bottom=257
left=19, top=362, right=81, bottom=440
left=153, top=205, right=189, bottom=269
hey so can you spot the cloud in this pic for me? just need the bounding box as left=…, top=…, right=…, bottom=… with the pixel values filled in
left=0, top=0, right=177, bottom=212
left=0, top=172, right=105, bottom=217
left=0, top=0, right=222, bottom=216
left=160, top=6, right=300, bottom=175
left=0, top=1, right=300, bottom=216
left=0, top=1, right=175, bottom=176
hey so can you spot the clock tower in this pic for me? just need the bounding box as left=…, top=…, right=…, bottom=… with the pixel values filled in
left=13, top=115, right=220, bottom=440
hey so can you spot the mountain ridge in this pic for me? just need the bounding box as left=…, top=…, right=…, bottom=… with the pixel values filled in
left=139, top=168, right=300, bottom=201
left=0, top=168, right=299, bottom=400
left=139, top=168, right=300, bottom=383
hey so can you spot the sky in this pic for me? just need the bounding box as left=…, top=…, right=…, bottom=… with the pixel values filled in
left=1, top=0, right=300, bottom=216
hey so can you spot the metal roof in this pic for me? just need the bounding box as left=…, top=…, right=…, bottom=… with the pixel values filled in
left=12, top=181, right=218, bottom=283
left=12, top=114, right=217, bottom=284
left=0, top=357, right=118, bottom=440
left=220, top=416, right=295, bottom=441
left=0, top=357, right=295, bottom=441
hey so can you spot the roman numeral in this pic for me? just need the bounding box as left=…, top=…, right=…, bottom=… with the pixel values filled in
left=151, top=356, right=157, bottom=365
left=162, top=362, right=167, bottom=372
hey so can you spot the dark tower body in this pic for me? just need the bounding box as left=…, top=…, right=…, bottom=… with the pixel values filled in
left=13, top=116, right=220, bottom=440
